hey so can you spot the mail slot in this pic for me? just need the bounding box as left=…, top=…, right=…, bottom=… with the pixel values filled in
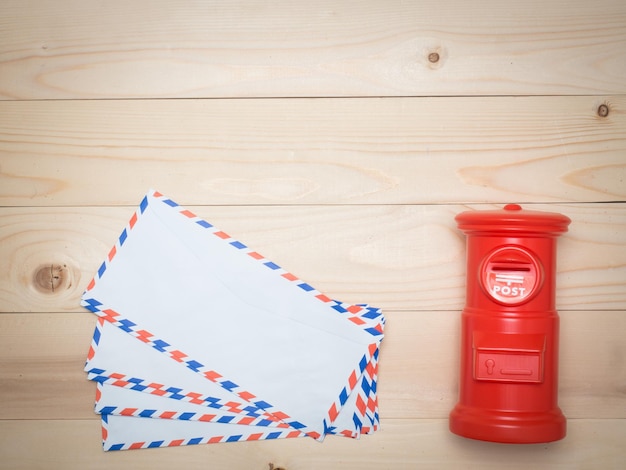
left=481, top=246, right=540, bottom=305
left=449, top=204, right=570, bottom=443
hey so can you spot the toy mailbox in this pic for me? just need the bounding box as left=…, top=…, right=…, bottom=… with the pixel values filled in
left=449, top=204, right=570, bottom=443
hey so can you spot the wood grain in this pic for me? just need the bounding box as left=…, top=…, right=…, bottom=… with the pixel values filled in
left=1, top=0, right=625, bottom=99
left=0, top=313, right=96, bottom=420
left=1, top=96, right=624, bottom=206
left=0, top=418, right=624, bottom=469
left=1, top=204, right=624, bottom=313
left=1, top=0, right=624, bottom=466
left=1, top=312, right=623, bottom=422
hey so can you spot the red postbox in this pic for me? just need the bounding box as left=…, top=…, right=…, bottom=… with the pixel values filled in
left=449, top=204, right=570, bottom=443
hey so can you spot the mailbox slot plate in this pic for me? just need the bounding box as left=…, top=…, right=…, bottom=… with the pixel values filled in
left=473, top=333, right=545, bottom=384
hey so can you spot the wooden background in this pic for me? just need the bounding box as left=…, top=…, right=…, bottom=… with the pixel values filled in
left=1, top=1, right=625, bottom=468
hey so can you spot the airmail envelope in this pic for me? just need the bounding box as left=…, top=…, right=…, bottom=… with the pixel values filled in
left=96, top=352, right=379, bottom=451
left=81, top=190, right=384, bottom=450
left=88, top=314, right=381, bottom=436
left=94, top=371, right=381, bottom=450
left=87, top=316, right=381, bottom=450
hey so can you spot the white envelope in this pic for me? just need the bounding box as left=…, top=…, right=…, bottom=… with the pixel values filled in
left=87, top=315, right=381, bottom=450
left=81, top=190, right=384, bottom=450
left=87, top=306, right=382, bottom=449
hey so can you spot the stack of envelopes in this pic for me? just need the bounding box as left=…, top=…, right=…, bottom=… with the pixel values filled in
left=82, top=190, right=385, bottom=451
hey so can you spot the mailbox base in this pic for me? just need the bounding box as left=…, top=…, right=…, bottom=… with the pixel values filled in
left=449, top=404, right=566, bottom=444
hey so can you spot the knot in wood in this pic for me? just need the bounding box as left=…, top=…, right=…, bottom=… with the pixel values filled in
left=33, top=264, right=69, bottom=294
left=597, top=104, right=609, bottom=118
left=428, top=52, right=440, bottom=63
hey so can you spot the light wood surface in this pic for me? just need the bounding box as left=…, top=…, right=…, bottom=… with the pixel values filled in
left=1, top=311, right=624, bottom=422
left=1, top=0, right=625, bottom=99
left=1, top=204, right=625, bottom=312
left=1, top=419, right=624, bottom=470
left=0, top=1, right=624, bottom=468
left=1, top=97, right=624, bottom=206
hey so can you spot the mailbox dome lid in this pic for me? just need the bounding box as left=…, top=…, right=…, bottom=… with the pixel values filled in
left=456, top=204, right=571, bottom=234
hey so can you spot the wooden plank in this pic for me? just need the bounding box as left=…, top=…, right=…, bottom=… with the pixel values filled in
left=1, top=311, right=623, bottom=421
left=1, top=97, right=624, bottom=206
left=1, top=0, right=625, bottom=99
left=381, top=309, right=626, bottom=420
left=0, top=418, right=623, bottom=469
left=0, top=204, right=624, bottom=313
left=0, top=313, right=97, bottom=420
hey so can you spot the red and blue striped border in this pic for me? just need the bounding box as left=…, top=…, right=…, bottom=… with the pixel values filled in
left=101, top=414, right=305, bottom=451
left=95, top=384, right=291, bottom=429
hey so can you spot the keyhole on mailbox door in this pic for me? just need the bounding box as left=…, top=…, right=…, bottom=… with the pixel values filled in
left=486, top=359, right=495, bottom=375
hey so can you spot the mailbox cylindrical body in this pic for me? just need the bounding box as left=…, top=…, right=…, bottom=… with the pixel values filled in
left=449, top=204, right=570, bottom=443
